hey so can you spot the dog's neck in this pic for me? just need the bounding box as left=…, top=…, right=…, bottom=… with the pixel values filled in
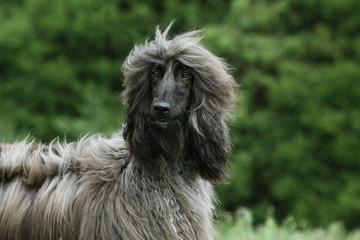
left=143, top=121, right=187, bottom=177
left=153, top=125, right=184, bottom=162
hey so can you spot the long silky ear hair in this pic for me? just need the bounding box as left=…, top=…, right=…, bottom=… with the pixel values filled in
left=185, top=57, right=237, bottom=183
left=121, top=52, right=159, bottom=173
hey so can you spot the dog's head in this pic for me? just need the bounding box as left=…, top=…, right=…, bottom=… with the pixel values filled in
left=122, top=23, right=237, bottom=182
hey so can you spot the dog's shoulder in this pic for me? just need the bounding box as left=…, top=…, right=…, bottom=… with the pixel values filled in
left=73, top=133, right=130, bottom=180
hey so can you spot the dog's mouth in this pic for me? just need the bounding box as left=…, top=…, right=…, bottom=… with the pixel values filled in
left=151, top=117, right=180, bottom=129
left=153, top=118, right=171, bottom=128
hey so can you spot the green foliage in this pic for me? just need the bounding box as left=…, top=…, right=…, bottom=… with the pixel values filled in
left=0, top=0, right=142, bottom=141
left=205, top=0, right=360, bottom=229
left=215, top=209, right=360, bottom=240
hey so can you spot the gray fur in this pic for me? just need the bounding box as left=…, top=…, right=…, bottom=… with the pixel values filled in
left=0, top=24, right=236, bottom=240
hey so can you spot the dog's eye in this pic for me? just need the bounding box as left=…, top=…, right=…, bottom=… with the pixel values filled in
left=181, top=72, right=191, bottom=79
left=151, top=71, right=160, bottom=78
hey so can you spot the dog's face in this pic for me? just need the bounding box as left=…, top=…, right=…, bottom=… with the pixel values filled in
left=149, top=61, right=192, bottom=128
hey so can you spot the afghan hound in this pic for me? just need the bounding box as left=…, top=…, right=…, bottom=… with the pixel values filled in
left=0, top=23, right=237, bottom=240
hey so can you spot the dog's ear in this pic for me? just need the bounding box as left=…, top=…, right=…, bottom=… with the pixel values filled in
left=122, top=94, right=164, bottom=174
left=184, top=61, right=236, bottom=183
left=186, top=112, right=231, bottom=183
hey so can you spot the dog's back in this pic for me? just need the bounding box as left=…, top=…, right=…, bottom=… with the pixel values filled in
left=0, top=135, right=214, bottom=240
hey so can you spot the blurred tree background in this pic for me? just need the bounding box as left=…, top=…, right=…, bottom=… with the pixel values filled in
left=1, top=0, right=359, bottom=230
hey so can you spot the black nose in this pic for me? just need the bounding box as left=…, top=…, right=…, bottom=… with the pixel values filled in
left=153, top=102, right=171, bottom=115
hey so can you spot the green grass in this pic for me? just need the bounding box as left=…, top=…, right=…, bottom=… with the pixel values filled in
left=215, top=209, right=360, bottom=240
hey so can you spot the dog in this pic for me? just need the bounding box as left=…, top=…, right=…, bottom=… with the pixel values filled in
left=0, top=23, right=237, bottom=240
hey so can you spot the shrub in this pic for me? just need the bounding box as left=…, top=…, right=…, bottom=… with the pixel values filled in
left=205, top=0, right=360, bottom=229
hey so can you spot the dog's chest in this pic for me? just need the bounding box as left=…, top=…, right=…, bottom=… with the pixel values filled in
left=118, top=172, right=214, bottom=240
